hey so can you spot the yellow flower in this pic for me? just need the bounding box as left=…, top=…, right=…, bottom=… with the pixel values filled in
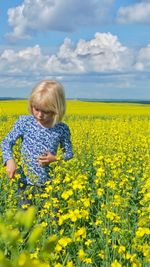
left=44, top=201, right=51, bottom=209
left=74, top=227, right=86, bottom=240
left=102, top=228, right=110, bottom=235
left=84, top=258, right=92, bottom=264
left=30, top=251, right=38, bottom=259
left=113, top=226, right=120, bottom=232
left=85, top=239, right=93, bottom=246
left=63, top=175, right=71, bottom=183
left=81, top=197, right=91, bottom=207
left=132, top=260, right=142, bottom=267
left=96, top=167, right=105, bottom=177
left=80, top=209, right=89, bottom=219
left=106, top=211, right=120, bottom=222
left=97, top=188, right=104, bottom=196
left=136, top=227, right=150, bottom=237
left=78, top=249, right=86, bottom=260
left=113, top=194, right=123, bottom=206
left=61, top=190, right=73, bottom=200
left=118, top=245, right=126, bottom=254
left=58, top=237, right=72, bottom=247
left=66, top=261, right=74, bottom=267
left=98, top=250, right=105, bottom=259
left=125, top=252, right=132, bottom=260
left=21, top=204, right=29, bottom=209
left=107, top=181, right=116, bottom=189
left=41, top=221, right=48, bottom=228
left=72, top=180, right=84, bottom=190
left=68, top=209, right=81, bottom=222
left=55, top=244, right=62, bottom=252
left=27, top=194, right=33, bottom=200
left=54, top=264, right=63, bottom=267
left=111, top=259, right=122, bottom=267
left=15, top=173, right=21, bottom=179
left=95, top=219, right=103, bottom=225
left=41, top=193, right=49, bottom=198
left=58, top=214, right=69, bottom=225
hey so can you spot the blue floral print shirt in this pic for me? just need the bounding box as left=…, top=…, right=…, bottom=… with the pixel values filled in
left=1, top=115, right=73, bottom=185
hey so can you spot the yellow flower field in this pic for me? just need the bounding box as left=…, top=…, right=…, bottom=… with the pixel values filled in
left=0, top=100, right=150, bottom=267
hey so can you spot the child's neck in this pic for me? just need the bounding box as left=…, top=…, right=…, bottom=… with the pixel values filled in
left=36, top=119, right=54, bottom=128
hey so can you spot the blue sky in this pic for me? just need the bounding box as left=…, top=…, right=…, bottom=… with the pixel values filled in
left=0, top=0, right=150, bottom=99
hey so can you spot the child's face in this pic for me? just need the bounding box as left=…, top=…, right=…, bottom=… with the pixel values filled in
left=32, top=106, right=54, bottom=126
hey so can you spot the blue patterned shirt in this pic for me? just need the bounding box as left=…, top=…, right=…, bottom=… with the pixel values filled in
left=1, top=115, right=73, bottom=184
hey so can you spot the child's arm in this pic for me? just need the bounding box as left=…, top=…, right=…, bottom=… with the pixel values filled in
left=1, top=116, right=25, bottom=178
left=6, top=159, right=17, bottom=178
left=37, top=124, right=73, bottom=166
left=60, top=124, right=73, bottom=161
left=38, top=152, right=57, bottom=166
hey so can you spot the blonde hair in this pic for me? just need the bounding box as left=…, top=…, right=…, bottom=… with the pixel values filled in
left=28, top=80, right=66, bottom=126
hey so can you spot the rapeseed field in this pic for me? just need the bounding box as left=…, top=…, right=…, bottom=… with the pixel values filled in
left=0, top=100, right=150, bottom=267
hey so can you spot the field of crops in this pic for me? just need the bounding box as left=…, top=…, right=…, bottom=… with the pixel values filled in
left=0, top=100, right=150, bottom=267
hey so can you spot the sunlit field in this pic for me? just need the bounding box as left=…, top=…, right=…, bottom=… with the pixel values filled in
left=0, top=100, right=150, bottom=267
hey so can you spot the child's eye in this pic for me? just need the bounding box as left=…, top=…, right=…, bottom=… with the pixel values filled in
left=33, top=106, right=51, bottom=114
left=43, top=111, right=51, bottom=114
left=40, top=110, right=50, bottom=114
left=34, top=107, right=40, bottom=112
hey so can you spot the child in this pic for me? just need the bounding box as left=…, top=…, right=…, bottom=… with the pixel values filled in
left=1, top=80, right=73, bottom=202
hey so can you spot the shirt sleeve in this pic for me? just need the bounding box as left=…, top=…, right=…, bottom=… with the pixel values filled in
left=1, top=116, right=25, bottom=164
left=60, top=124, right=73, bottom=161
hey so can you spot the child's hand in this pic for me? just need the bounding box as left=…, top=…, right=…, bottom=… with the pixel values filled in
left=38, top=152, right=56, bottom=166
left=6, top=159, right=17, bottom=178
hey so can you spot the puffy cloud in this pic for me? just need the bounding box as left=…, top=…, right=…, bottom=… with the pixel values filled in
left=135, top=44, right=150, bottom=70
left=0, top=33, right=133, bottom=76
left=0, top=32, right=150, bottom=98
left=74, top=32, right=132, bottom=72
left=117, top=1, right=150, bottom=24
left=0, top=45, right=48, bottom=75
left=1, top=31, right=150, bottom=98
left=46, top=32, right=133, bottom=73
left=6, top=0, right=114, bottom=40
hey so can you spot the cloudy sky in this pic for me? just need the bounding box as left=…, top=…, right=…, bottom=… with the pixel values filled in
left=0, top=0, right=150, bottom=99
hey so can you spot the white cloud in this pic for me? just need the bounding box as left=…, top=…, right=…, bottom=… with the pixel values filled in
left=6, top=0, right=114, bottom=40
left=76, top=32, right=132, bottom=72
left=0, top=33, right=133, bottom=76
left=135, top=44, right=150, bottom=70
left=117, top=1, right=150, bottom=24
left=0, top=45, right=48, bottom=75
left=46, top=32, right=133, bottom=73
left=0, top=32, right=150, bottom=98
left=52, top=35, right=150, bottom=76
